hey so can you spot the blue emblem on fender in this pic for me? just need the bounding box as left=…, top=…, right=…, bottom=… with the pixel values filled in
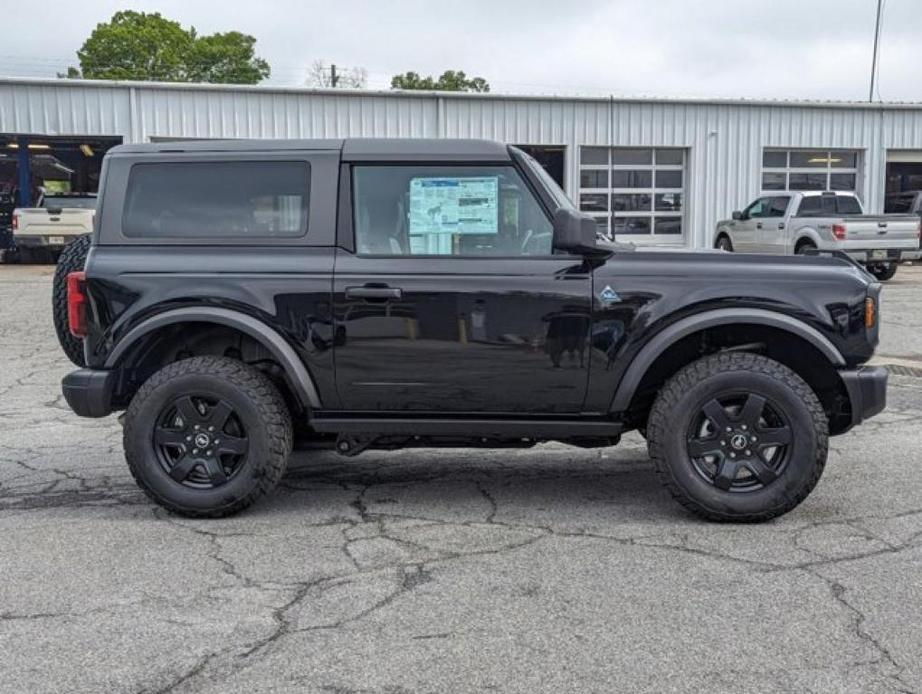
left=599, top=286, right=620, bottom=303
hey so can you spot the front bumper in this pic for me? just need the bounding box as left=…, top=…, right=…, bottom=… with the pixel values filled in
left=62, top=369, right=116, bottom=418
left=839, top=366, right=887, bottom=427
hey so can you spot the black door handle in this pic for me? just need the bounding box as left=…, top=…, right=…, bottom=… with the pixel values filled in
left=778, top=222, right=785, bottom=229
left=345, top=285, right=402, bottom=301
left=756, top=222, right=763, bottom=229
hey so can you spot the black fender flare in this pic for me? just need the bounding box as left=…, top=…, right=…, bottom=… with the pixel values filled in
left=609, top=308, right=846, bottom=413
left=104, top=307, right=322, bottom=409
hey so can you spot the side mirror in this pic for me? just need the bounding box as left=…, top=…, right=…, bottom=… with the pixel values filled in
left=552, top=208, right=602, bottom=255
left=732, top=210, right=744, bottom=221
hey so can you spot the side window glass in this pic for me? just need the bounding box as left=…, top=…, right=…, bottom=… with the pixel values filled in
left=767, top=197, right=790, bottom=217
left=353, top=165, right=553, bottom=257
left=744, top=197, right=769, bottom=218
left=796, top=196, right=822, bottom=217
left=123, top=161, right=309, bottom=238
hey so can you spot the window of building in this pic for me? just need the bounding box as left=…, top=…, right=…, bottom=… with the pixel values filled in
left=352, top=165, right=553, bottom=257
left=761, top=149, right=860, bottom=193
left=578, top=146, right=686, bottom=242
left=123, top=161, right=309, bottom=238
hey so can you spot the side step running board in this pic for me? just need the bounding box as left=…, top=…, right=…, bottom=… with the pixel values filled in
left=309, top=415, right=623, bottom=439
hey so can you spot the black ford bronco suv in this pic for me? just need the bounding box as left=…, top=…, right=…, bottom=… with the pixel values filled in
left=61, top=138, right=886, bottom=522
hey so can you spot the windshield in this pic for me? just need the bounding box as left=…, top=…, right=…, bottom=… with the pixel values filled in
left=513, top=148, right=575, bottom=211
left=42, top=196, right=96, bottom=210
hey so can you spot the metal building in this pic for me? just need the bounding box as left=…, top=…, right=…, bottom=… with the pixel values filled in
left=3, top=76, right=922, bottom=249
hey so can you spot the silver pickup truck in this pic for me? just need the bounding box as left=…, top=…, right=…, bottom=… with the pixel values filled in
left=714, top=191, right=921, bottom=281
left=12, top=193, right=96, bottom=263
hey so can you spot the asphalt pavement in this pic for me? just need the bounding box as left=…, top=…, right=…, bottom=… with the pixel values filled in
left=1, top=263, right=921, bottom=693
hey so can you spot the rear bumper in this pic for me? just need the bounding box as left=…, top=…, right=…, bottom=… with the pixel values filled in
left=12, top=234, right=81, bottom=249
left=844, top=249, right=921, bottom=263
left=839, top=366, right=887, bottom=428
left=62, top=369, right=116, bottom=418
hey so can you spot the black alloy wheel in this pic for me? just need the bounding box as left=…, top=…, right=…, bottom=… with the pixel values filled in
left=647, top=352, right=828, bottom=522
left=124, top=356, right=292, bottom=518
left=153, top=394, right=249, bottom=489
left=686, top=392, right=792, bottom=492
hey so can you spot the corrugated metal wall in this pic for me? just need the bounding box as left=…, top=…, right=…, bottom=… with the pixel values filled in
left=3, top=78, right=922, bottom=249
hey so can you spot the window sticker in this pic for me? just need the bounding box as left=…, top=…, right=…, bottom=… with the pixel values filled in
left=408, top=177, right=499, bottom=235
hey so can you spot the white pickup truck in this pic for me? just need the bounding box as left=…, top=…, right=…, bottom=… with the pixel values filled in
left=714, top=191, right=921, bottom=280
left=12, top=193, right=96, bottom=262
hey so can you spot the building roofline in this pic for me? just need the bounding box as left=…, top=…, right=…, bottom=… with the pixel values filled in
left=3, top=75, right=922, bottom=111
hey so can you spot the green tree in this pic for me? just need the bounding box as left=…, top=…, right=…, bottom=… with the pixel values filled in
left=391, top=69, right=490, bottom=93
left=187, top=31, right=270, bottom=84
left=65, top=11, right=270, bottom=84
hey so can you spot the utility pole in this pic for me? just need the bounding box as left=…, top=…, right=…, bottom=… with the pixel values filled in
left=868, top=0, right=883, bottom=102
left=330, top=64, right=339, bottom=88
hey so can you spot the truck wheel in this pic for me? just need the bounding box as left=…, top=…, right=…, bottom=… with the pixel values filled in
left=795, top=241, right=816, bottom=255
left=647, top=352, right=828, bottom=522
left=123, top=356, right=293, bottom=518
left=51, top=235, right=91, bottom=366
left=715, top=235, right=733, bottom=252
left=868, top=264, right=897, bottom=281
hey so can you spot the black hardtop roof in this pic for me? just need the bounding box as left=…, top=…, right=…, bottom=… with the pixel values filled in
left=109, top=138, right=512, bottom=161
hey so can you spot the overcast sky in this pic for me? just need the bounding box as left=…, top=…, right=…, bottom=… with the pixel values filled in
left=1, top=0, right=919, bottom=101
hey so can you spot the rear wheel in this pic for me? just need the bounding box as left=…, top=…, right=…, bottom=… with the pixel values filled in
left=52, top=234, right=91, bottom=366
left=795, top=240, right=816, bottom=255
left=124, top=356, right=293, bottom=518
left=647, top=352, right=828, bottom=522
left=867, top=263, right=897, bottom=281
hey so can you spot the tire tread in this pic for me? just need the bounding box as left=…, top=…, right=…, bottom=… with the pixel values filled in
left=123, top=356, right=293, bottom=518
left=647, top=352, right=828, bottom=522
left=51, top=235, right=91, bottom=366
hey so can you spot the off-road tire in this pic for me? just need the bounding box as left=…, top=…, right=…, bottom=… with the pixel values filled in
left=124, top=356, right=293, bottom=518
left=647, top=352, right=828, bottom=522
left=52, top=235, right=91, bottom=366
left=868, top=264, right=897, bottom=281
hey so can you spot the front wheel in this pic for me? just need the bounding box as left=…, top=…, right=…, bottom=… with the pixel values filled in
left=124, top=356, right=293, bottom=518
left=715, top=235, right=733, bottom=252
left=867, top=263, right=897, bottom=281
left=647, top=352, right=828, bottom=522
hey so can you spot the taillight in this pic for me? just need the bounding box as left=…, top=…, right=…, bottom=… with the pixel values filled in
left=67, top=271, right=88, bottom=338
left=11, top=214, right=18, bottom=231
left=832, top=223, right=847, bottom=240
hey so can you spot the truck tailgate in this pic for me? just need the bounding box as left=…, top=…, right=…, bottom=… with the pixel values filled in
left=839, top=214, right=919, bottom=247
left=14, top=209, right=94, bottom=237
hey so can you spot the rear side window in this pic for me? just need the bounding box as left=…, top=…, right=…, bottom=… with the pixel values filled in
left=122, top=161, right=309, bottom=238
left=796, top=196, right=825, bottom=217
left=836, top=196, right=862, bottom=215
left=885, top=195, right=914, bottom=213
